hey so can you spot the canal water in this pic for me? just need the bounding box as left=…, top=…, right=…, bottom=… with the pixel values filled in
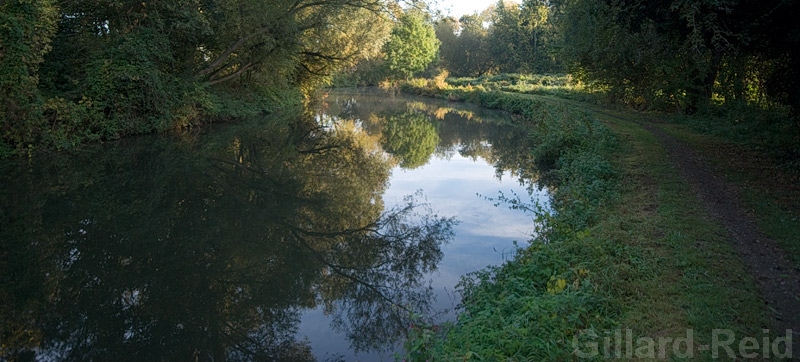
left=0, top=89, right=548, bottom=361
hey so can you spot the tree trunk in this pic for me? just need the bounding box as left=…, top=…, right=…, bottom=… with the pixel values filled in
left=685, top=54, right=721, bottom=114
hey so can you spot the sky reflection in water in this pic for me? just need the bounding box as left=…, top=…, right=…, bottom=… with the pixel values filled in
left=298, top=90, right=549, bottom=361
left=0, top=89, right=547, bottom=362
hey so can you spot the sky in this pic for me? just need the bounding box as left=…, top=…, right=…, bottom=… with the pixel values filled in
left=437, top=0, right=513, bottom=18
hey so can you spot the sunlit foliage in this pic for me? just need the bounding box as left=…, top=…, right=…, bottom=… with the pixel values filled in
left=383, top=11, right=440, bottom=80
left=433, top=0, right=561, bottom=77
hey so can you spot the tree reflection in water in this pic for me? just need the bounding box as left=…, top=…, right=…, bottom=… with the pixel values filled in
left=322, top=90, right=541, bottom=190
left=379, top=111, right=439, bottom=169
left=0, top=113, right=455, bottom=361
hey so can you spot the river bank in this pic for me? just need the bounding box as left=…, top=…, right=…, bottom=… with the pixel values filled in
left=399, top=80, right=797, bottom=360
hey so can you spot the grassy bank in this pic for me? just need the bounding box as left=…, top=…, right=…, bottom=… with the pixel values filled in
left=433, top=74, right=800, bottom=172
left=438, top=73, right=607, bottom=106
left=399, top=81, right=775, bottom=360
left=425, top=74, right=800, bottom=269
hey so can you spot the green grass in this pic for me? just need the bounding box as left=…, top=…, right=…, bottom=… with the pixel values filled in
left=399, top=80, right=776, bottom=360
left=477, top=74, right=800, bottom=270
left=670, top=104, right=800, bottom=172
left=656, top=122, right=800, bottom=271
left=595, top=113, right=771, bottom=359
left=441, top=73, right=609, bottom=108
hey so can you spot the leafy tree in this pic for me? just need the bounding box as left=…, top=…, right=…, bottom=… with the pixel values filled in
left=0, top=0, right=58, bottom=154
left=2, top=0, right=403, bottom=156
left=487, top=0, right=560, bottom=74
left=554, top=0, right=800, bottom=115
left=487, top=0, right=524, bottom=73
left=519, top=0, right=555, bottom=72
left=383, top=12, right=440, bottom=79
left=434, top=17, right=461, bottom=73
left=436, top=15, right=494, bottom=77
left=458, top=15, right=494, bottom=76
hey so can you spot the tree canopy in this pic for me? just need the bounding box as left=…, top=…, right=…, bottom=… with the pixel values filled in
left=382, top=11, right=440, bottom=79
left=436, top=15, right=493, bottom=77
left=427, top=0, right=800, bottom=122
left=0, top=0, right=409, bottom=156
left=2, top=0, right=799, bottom=155
left=432, top=0, right=561, bottom=77
left=555, top=0, right=800, bottom=113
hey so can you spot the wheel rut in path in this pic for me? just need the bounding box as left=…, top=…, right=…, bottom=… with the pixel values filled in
left=639, top=122, right=800, bottom=351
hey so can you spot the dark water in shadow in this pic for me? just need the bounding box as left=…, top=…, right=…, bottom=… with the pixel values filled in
left=0, top=89, right=547, bottom=361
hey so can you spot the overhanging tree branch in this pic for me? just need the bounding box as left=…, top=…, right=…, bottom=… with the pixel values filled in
left=209, top=62, right=256, bottom=85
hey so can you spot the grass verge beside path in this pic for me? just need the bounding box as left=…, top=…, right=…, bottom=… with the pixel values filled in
left=593, top=113, right=772, bottom=359
left=400, top=83, right=775, bottom=360
left=655, top=123, right=800, bottom=271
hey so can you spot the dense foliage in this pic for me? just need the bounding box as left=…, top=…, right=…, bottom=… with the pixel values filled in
left=435, top=15, right=492, bottom=77
left=561, top=0, right=800, bottom=165
left=430, top=0, right=800, bottom=124
left=0, top=0, right=58, bottom=156
left=330, top=10, right=441, bottom=87
left=556, top=0, right=800, bottom=114
left=382, top=12, right=440, bottom=80
left=433, top=0, right=561, bottom=77
left=0, top=0, right=439, bottom=157
left=4, top=0, right=799, bottom=155
left=421, top=0, right=800, bottom=165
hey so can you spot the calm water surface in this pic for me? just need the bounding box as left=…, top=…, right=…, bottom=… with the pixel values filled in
left=0, top=89, right=548, bottom=361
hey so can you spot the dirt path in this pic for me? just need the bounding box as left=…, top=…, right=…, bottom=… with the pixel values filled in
left=639, top=122, right=800, bottom=349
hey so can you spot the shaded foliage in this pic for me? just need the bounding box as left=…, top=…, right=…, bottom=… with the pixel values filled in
left=0, top=0, right=58, bottom=155
left=556, top=0, right=800, bottom=117
left=435, top=15, right=493, bottom=77
left=1, top=0, right=409, bottom=157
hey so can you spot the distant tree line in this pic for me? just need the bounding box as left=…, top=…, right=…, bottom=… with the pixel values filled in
left=436, top=0, right=561, bottom=77
left=432, top=0, right=800, bottom=116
